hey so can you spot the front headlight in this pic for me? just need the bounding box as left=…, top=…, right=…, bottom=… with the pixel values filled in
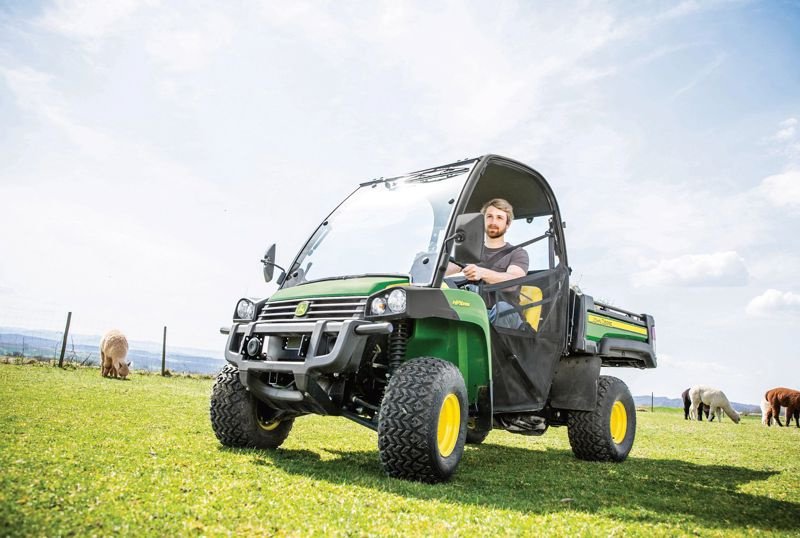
left=387, top=289, right=406, bottom=313
left=370, top=288, right=407, bottom=316
left=370, top=297, right=387, bottom=316
left=236, top=299, right=256, bottom=320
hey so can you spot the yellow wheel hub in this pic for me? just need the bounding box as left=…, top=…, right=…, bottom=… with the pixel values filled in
left=610, top=400, right=627, bottom=444
left=256, top=408, right=281, bottom=431
left=258, top=420, right=280, bottom=431
left=437, top=393, right=461, bottom=457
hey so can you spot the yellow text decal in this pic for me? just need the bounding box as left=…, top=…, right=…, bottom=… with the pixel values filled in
left=587, top=314, right=647, bottom=336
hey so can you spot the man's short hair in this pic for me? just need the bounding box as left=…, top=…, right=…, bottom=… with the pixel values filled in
left=481, top=198, right=514, bottom=222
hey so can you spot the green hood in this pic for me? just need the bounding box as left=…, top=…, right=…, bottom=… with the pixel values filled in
left=269, top=276, right=410, bottom=302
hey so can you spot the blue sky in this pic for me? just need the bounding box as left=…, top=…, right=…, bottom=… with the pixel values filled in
left=1, top=1, right=799, bottom=403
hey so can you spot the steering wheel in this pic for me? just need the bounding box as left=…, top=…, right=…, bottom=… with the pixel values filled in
left=448, top=256, right=464, bottom=269
left=444, top=257, right=473, bottom=289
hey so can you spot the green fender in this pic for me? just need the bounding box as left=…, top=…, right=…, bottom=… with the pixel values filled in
left=402, top=287, right=491, bottom=403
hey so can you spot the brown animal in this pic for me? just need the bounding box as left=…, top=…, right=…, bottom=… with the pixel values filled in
left=764, top=387, right=800, bottom=427
left=100, top=330, right=131, bottom=379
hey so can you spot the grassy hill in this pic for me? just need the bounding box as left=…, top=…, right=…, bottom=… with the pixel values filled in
left=1, top=362, right=798, bottom=536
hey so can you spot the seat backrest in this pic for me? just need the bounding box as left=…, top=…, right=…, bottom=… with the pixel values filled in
left=519, top=285, right=542, bottom=331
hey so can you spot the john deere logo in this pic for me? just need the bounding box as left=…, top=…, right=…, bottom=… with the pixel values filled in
left=294, top=301, right=310, bottom=317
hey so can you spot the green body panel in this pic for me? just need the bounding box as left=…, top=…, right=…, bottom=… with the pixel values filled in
left=585, top=313, right=648, bottom=343
left=404, top=289, right=491, bottom=403
left=270, top=276, right=409, bottom=301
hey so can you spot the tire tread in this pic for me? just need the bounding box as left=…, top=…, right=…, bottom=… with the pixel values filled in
left=210, top=363, right=293, bottom=449
left=378, top=358, right=466, bottom=483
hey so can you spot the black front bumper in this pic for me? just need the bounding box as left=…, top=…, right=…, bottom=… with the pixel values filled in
left=222, top=319, right=393, bottom=412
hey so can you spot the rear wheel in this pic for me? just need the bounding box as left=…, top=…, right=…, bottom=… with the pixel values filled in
left=466, top=419, right=490, bottom=444
left=210, top=363, right=294, bottom=449
left=378, top=357, right=468, bottom=482
left=567, top=375, right=635, bottom=462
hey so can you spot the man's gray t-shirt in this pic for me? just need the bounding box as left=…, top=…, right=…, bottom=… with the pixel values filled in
left=479, top=244, right=529, bottom=310
left=480, top=244, right=529, bottom=274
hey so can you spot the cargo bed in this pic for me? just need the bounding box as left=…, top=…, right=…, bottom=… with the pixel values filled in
left=569, top=289, right=656, bottom=369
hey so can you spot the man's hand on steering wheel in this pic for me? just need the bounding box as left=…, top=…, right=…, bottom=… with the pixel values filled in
left=444, top=257, right=471, bottom=288
left=448, top=257, right=482, bottom=281
left=462, top=264, right=484, bottom=282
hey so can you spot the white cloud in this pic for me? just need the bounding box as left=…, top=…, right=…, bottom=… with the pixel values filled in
left=0, top=65, right=121, bottom=156
left=38, top=0, right=151, bottom=43
left=765, top=117, right=800, bottom=159
left=748, top=253, right=800, bottom=285
left=633, top=251, right=749, bottom=287
left=1, top=66, right=58, bottom=114
left=773, top=118, right=797, bottom=142
left=746, top=289, right=800, bottom=318
left=758, top=169, right=800, bottom=208
left=658, top=353, right=730, bottom=375
left=144, top=9, right=235, bottom=72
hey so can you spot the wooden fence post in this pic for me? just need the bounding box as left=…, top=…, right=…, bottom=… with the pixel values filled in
left=58, top=312, right=72, bottom=368
left=161, top=326, right=167, bottom=376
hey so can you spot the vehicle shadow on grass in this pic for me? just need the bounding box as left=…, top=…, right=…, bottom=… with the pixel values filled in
left=237, top=443, right=798, bottom=532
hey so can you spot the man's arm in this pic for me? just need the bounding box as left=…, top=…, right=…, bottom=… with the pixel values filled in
left=445, top=262, right=462, bottom=276
left=462, top=247, right=529, bottom=284
left=462, top=264, right=525, bottom=284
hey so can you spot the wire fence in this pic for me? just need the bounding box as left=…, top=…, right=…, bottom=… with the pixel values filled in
left=0, top=310, right=225, bottom=376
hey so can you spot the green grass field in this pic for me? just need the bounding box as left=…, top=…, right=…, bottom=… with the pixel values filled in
left=1, top=363, right=798, bottom=537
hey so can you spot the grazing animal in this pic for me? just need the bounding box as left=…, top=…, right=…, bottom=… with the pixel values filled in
left=100, top=330, right=130, bottom=379
left=689, top=385, right=740, bottom=423
left=760, top=396, right=772, bottom=426
left=764, top=387, right=800, bottom=427
left=682, top=388, right=712, bottom=421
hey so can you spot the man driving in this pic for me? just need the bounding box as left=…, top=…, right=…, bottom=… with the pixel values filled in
left=446, top=198, right=529, bottom=327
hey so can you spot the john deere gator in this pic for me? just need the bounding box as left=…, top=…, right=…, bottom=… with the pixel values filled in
left=211, top=155, right=657, bottom=482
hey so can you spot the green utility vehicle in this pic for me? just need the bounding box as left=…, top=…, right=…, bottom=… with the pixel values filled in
left=211, top=155, right=656, bottom=482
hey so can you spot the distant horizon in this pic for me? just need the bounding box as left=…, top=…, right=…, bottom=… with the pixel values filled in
left=0, top=324, right=222, bottom=357
left=0, top=324, right=763, bottom=407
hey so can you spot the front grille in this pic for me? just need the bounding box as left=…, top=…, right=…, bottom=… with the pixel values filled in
left=258, top=296, right=368, bottom=323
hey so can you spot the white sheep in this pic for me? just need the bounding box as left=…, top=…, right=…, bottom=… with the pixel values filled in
left=689, top=385, right=740, bottom=423
left=100, top=329, right=130, bottom=379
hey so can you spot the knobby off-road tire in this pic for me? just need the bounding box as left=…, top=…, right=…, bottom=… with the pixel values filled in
left=210, top=363, right=294, bottom=449
left=567, top=375, right=635, bottom=462
left=378, top=357, right=468, bottom=483
left=466, top=421, right=490, bottom=444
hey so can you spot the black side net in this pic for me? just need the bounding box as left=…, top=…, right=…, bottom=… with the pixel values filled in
left=482, top=265, right=569, bottom=413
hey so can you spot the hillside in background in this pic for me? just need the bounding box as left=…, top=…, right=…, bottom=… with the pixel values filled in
left=633, top=395, right=760, bottom=415
left=0, top=327, right=224, bottom=374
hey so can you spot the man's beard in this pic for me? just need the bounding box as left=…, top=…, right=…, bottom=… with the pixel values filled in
left=486, top=225, right=507, bottom=239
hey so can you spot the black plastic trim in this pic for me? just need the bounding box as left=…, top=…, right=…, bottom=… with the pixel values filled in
left=597, top=337, right=657, bottom=369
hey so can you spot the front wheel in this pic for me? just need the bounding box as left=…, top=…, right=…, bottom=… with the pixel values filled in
left=378, top=357, right=468, bottom=483
left=210, top=364, right=294, bottom=449
left=567, top=375, right=636, bottom=462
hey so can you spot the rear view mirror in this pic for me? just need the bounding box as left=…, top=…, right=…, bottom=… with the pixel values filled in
left=261, top=244, right=277, bottom=283
left=452, top=213, right=484, bottom=265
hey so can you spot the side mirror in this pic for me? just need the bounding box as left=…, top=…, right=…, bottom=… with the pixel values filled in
left=261, top=244, right=277, bottom=283
left=452, top=213, right=484, bottom=265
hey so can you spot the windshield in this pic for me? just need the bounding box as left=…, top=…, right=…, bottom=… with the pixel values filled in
left=283, top=161, right=476, bottom=288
